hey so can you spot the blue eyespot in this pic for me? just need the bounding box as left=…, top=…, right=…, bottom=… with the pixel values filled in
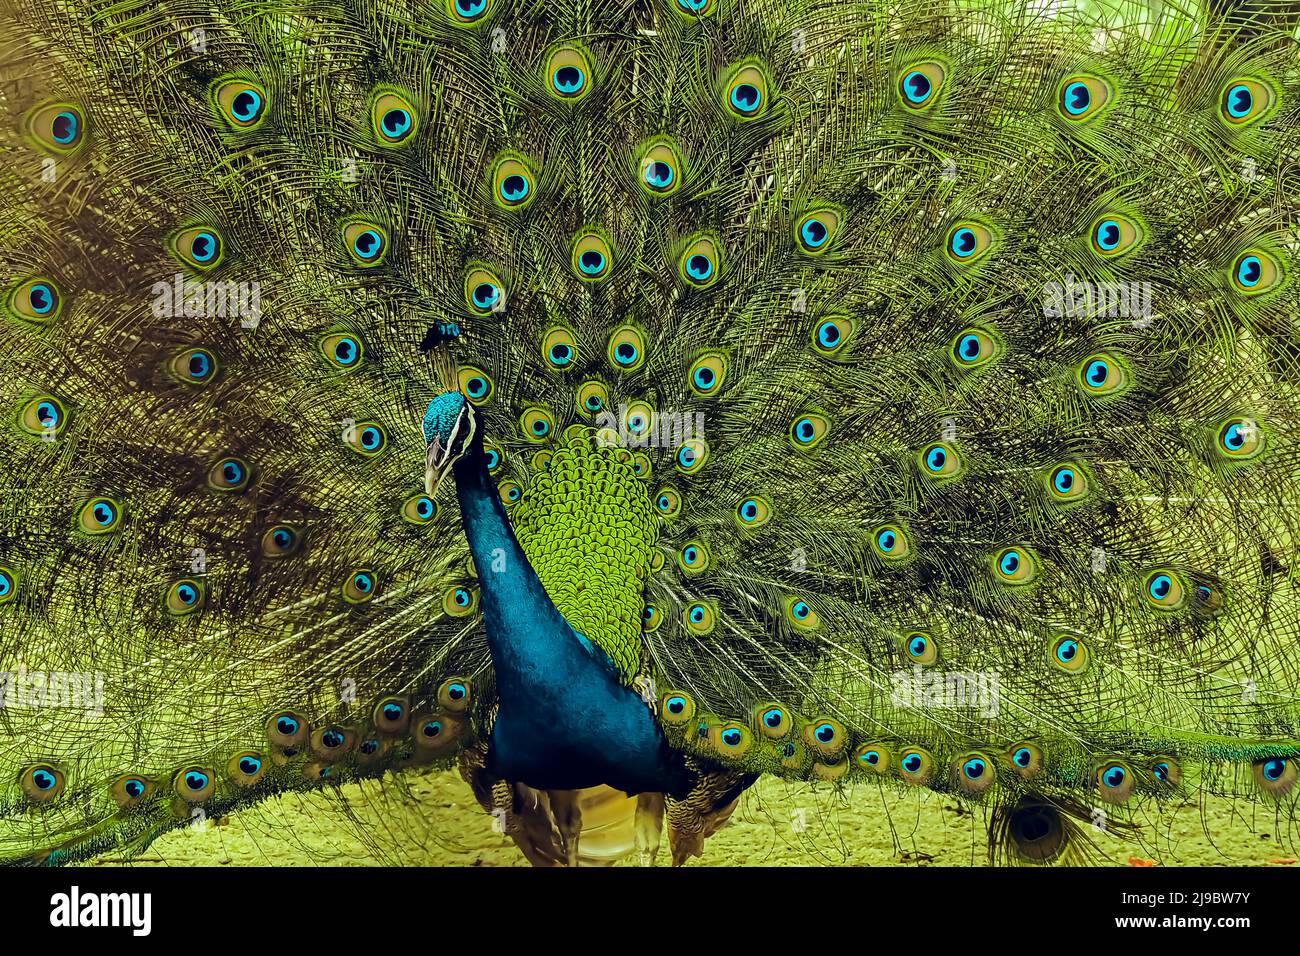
left=689, top=606, right=705, bottom=623
left=176, top=583, right=198, bottom=605
left=999, top=551, right=1021, bottom=576
left=456, top=0, right=487, bottom=16
left=1263, top=758, right=1287, bottom=781
left=321, top=729, right=345, bottom=748
left=683, top=546, right=697, bottom=563
left=763, top=708, right=783, bottom=728
left=553, top=66, right=584, bottom=96
left=902, top=70, right=932, bottom=104
left=1013, top=747, right=1032, bottom=768
left=1102, top=765, right=1125, bottom=788
left=1094, top=219, right=1121, bottom=251
left=578, top=249, right=605, bottom=275
left=861, top=750, right=880, bottom=765
left=1225, top=84, right=1252, bottom=119
left=52, top=111, right=78, bottom=143
left=793, top=418, right=816, bottom=444
left=32, top=769, right=56, bottom=790
left=962, top=757, right=985, bottom=780
left=1055, top=639, right=1079, bottom=664
left=35, top=401, right=60, bottom=428
left=0, top=571, right=11, bottom=598
left=548, top=344, right=572, bottom=367
left=484, top=448, right=500, bottom=469
left=447, top=682, right=466, bottom=700
left=738, top=499, right=759, bottom=522
left=693, top=366, right=715, bottom=389
left=333, top=337, right=360, bottom=365
left=907, top=635, right=927, bottom=658
left=685, top=253, right=713, bottom=282
left=472, top=283, right=500, bottom=310
left=381, top=108, right=411, bottom=139
left=956, top=334, right=983, bottom=363
left=666, top=696, right=687, bottom=714
left=185, top=770, right=209, bottom=791
left=1147, top=574, right=1172, bottom=601
left=500, top=174, right=529, bottom=203
left=1053, top=467, right=1075, bottom=493
left=1236, top=256, right=1262, bottom=288
left=730, top=83, right=761, bottom=114
left=222, top=461, right=243, bottom=484
left=876, top=529, right=896, bottom=552
left=800, top=218, right=828, bottom=249
left=454, top=587, right=471, bottom=607
left=925, top=447, right=946, bottom=472
left=239, top=756, right=262, bottom=776
left=232, top=89, right=262, bottom=122
left=614, top=342, right=639, bottom=366
left=644, top=161, right=674, bottom=190
left=817, top=321, right=841, bottom=348
left=360, top=739, right=379, bottom=755
left=1062, top=81, right=1091, bottom=115
left=353, top=230, right=383, bottom=260
left=124, top=778, right=145, bottom=798
left=422, top=720, right=442, bottom=738
left=190, top=231, right=219, bottom=263
left=28, top=283, right=55, bottom=314
left=1085, top=359, right=1109, bottom=388
left=814, top=723, right=835, bottom=743
left=276, top=716, right=299, bottom=736
left=791, top=600, right=811, bottom=620
left=1153, top=761, right=1170, bottom=782
left=949, top=227, right=977, bottom=258
left=189, top=351, right=213, bottom=379
left=383, top=703, right=403, bottom=721
left=902, top=752, right=922, bottom=773
left=677, top=446, right=697, bottom=468
left=93, top=502, right=116, bottom=526
left=721, top=728, right=743, bottom=747
left=360, top=427, right=382, bottom=450
left=353, top=572, right=374, bottom=593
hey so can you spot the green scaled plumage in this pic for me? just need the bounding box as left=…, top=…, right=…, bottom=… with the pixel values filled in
left=1, top=0, right=1299, bottom=867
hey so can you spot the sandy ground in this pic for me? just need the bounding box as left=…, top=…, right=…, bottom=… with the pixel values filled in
left=80, top=769, right=1298, bottom=867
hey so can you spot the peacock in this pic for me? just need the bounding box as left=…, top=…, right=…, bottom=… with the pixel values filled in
left=1, top=0, right=1299, bottom=869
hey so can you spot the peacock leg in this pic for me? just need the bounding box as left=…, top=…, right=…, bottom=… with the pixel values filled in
left=548, top=789, right=584, bottom=867
left=634, top=792, right=664, bottom=866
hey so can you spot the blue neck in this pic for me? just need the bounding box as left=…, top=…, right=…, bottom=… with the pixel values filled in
left=450, top=440, right=685, bottom=794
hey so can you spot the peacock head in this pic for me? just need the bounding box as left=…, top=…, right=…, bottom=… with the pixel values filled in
left=424, top=390, right=479, bottom=495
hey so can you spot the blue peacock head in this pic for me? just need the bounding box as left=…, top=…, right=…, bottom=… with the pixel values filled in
left=423, top=390, right=478, bottom=495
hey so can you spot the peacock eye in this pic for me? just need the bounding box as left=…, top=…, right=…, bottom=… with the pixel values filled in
left=1095, top=760, right=1134, bottom=804
left=1219, top=77, right=1277, bottom=127
left=447, top=0, right=490, bottom=24
left=675, top=438, right=708, bottom=474
left=801, top=717, right=846, bottom=758
left=812, top=316, right=854, bottom=356
left=872, top=523, right=911, bottom=561
left=17, top=394, right=69, bottom=438
left=789, top=413, right=829, bottom=450
left=8, top=277, right=63, bottom=322
left=953, top=754, right=995, bottom=794
left=24, top=102, right=86, bottom=153
left=170, top=347, right=218, bottom=385
left=654, top=486, right=682, bottom=517
left=903, top=630, right=938, bottom=666
left=1049, top=633, right=1089, bottom=673
left=1141, top=569, right=1187, bottom=611
left=1089, top=214, right=1144, bottom=258
left=401, top=493, right=438, bottom=525
left=342, top=220, right=389, bottom=266
left=571, top=228, right=612, bottom=281
left=1076, top=353, right=1129, bottom=397
left=491, top=152, right=536, bottom=209
left=944, top=221, right=995, bottom=264
left=1253, top=757, right=1298, bottom=797
left=918, top=441, right=963, bottom=479
left=1008, top=743, right=1043, bottom=779
left=170, top=226, right=225, bottom=270
left=575, top=380, right=608, bottom=417
left=541, top=326, right=579, bottom=371
left=437, top=677, right=472, bottom=711
left=342, top=569, right=378, bottom=604
left=608, top=325, right=647, bottom=371
left=734, top=495, right=770, bottom=528
left=1056, top=73, right=1113, bottom=123
left=207, top=456, right=250, bottom=492
left=321, top=333, right=364, bottom=371
left=1230, top=248, right=1284, bottom=296
left=226, top=752, right=266, bottom=787
left=1045, top=462, right=1091, bottom=503
left=689, top=353, right=727, bottom=396
left=78, top=496, right=121, bottom=534
left=546, top=45, right=593, bottom=100
left=165, top=579, right=205, bottom=616
left=784, top=596, right=819, bottom=631
left=111, top=774, right=154, bottom=807
left=21, top=764, right=65, bottom=802
left=950, top=328, right=1000, bottom=368
left=795, top=208, right=842, bottom=255
left=855, top=744, right=891, bottom=775
left=345, top=421, right=388, bottom=456
left=371, top=89, right=418, bottom=145
left=443, top=585, right=479, bottom=616
left=211, top=78, right=268, bottom=129
left=898, top=747, right=934, bottom=785
left=723, top=60, right=770, bottom=120
left=679, top=234, right=722, bottom=288
left=1150, top=758, right=1181, bottom=787
left=756, top=704, right=791, bottom=738
left=0, top=566, right=17, bottom=606
left=1215, top=417, right=1264, bottom=461
left=643, top=604, right=662, bottom=631
left=683, top=601, right=717, bottom=635
left=661, top=694, right=694, bottom=723
left=174, top=766, right=214, bottom=803
left=638, top=137, right=685, bottom=196
left=993, top=546, right=1039, bottom=585
left=898, top=61, right=946, bottom=108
